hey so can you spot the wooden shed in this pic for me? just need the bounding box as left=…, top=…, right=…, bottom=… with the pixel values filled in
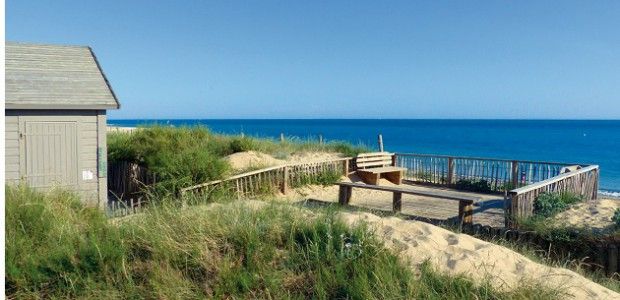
left=5, top=42, right=120, bottom=206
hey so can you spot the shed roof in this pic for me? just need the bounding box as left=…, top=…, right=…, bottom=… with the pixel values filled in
left=5, top=42, right=120, bottom=110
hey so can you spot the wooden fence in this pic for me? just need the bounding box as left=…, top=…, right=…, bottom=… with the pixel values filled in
left=180, top=157, right=352, bottom=198
left=506, top=165, right=600, bottom=226
left=394, top=153, right=575, bottom=192
left=107, top=161, right=154, bottom=200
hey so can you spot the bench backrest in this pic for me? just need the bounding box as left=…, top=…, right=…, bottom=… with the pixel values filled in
left=356, top=152, right=395, bottom=169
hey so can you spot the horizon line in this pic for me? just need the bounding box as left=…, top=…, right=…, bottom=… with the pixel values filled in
left=108, top=117, right=620, bottom=121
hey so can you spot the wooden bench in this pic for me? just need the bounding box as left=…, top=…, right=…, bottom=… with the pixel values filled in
left=355, top=152, right=407, bottom=185
left=336, top=182, right=480, bottom=225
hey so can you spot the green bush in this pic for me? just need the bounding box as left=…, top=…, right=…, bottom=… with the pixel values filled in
left=6, top=186, right=560, bottom=299
left=108, top=126, right=231, bottom=196
left=533, top=192, right=583, bottom=218
left=228, top=137, right=255, bottom=153
left=291, top=170, right=343, bottom=188
left=454, top=179, right=493, bottom=193
left=613, top=209, right=620, bottom=228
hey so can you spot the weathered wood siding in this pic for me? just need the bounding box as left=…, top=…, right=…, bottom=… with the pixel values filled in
left=5, top=115, right=20, bottom=184
left=4, top=109, right=108, bottom=206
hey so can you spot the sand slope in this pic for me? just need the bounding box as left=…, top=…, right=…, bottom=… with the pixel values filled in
left=224, top=151, right=343, bottom=172
left=554, top=198, right=620, bottom=231
left=339, top=211, right=620, bottom=300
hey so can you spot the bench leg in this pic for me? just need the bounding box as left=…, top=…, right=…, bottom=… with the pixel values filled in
left=392, top=192, right=402, bottom=212
left=383, top=171, right=403, bottom=185
left=458, top=200, right=474, bottom=225
left=339, top=185, right=352, bottom=205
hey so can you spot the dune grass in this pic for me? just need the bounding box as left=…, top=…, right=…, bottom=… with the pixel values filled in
left=107, top=126, right=369, bottom=197
left=7, top=185, right=562, bottom=299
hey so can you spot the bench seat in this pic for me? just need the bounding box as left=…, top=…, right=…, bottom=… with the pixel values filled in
left=357, top=166, right=407, bottom=174
left=355, top=152, right=406, bottom=185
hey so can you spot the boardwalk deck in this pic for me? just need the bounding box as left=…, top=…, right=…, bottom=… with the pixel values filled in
left=297, top=181, right=505, bottom=227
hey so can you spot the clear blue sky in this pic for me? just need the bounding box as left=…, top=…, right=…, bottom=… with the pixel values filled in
left=7, top=1, right=620, bottom=119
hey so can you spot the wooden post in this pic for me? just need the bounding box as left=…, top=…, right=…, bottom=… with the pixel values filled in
left=280, top=133, right=285, bottom=143
left=511, top=160, right=519, bottom=189
left=447, top=157, right=455, bottom=185
left=343, top=159, right=349, bottom=177
left=281, top=166, right=289, bottom=194
left=338, top=185, right=352, bottom=205
left=458, top=200, right=473, bottom=225
left=608, top=244, right=618, bottom=276
left=392, top=192, right=402, bottom=212
left=378, top=134, right=384, bottom=152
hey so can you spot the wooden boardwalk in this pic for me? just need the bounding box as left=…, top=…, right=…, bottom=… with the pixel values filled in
left=296, top=180, right=506, bottom=227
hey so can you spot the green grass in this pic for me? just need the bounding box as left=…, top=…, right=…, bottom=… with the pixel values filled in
left=107, top=126, right=370, bottom=197
left=468, top=234, right=620, bottom=293
left=6, top=185, right=562, bottom=299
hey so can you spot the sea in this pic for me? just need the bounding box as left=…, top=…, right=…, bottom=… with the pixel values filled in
left=108, top=119, right=620, bottom=196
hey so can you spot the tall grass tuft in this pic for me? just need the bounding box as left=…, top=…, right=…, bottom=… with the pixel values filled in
left=6, top=186, right=562, bottom=299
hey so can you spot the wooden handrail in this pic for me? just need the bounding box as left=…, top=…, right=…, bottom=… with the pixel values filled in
left=508, top=165, right=599, bottom=195
left=180, top=157, right=353, bottom=195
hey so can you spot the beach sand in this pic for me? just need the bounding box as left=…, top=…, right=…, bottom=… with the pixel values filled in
left=224, top=150, right=343, bottom=172
left=194, top=200, right=620, bottom=299
left=339, top=211, right=619, bottom=299
left=554, top=198, right=620, bottom=230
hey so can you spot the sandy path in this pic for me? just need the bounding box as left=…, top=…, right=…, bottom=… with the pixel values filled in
left=339, top=211, right=620, bottom=299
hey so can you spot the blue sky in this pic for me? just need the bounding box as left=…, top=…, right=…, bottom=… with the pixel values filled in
left=7, top=1, right=620, bottom=119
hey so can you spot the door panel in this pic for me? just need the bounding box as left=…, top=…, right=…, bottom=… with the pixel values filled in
left=24, top=121, right=78, bottom=188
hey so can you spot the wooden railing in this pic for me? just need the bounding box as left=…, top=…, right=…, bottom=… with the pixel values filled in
left=180, top=157, right=352, bottom=198
left=394, top=153, right=576, bottom=193
left=506, top=165, right=600, bottom=226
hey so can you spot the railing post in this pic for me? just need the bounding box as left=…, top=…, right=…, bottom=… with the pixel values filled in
left=343, top=159, right=349, bottom=177
left=511, top=160, right=519, bottom=188
left=281, top=166, right=289, bottom=194
left=447, top=157, right=455, bottom=185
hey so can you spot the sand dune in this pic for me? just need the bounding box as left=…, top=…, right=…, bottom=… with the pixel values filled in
left=339, top=211, right=620, bottom=300
left=225, top=151, right=343, bottom=172
left=554, top=198, right=620, bottom=230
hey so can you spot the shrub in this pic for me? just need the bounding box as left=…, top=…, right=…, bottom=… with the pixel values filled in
left=613, top=209, right=620, bottom=228
left=6, top=186, right=561, bottom=299
left=228, top=137, right=255, bottom=153
left=454, top=179, right=493, bottom=193
left=107, top=126, right=230, bottom=196
left=533, top=192, right=583, bottom=218
left=291, top=170, right=343, bottom=188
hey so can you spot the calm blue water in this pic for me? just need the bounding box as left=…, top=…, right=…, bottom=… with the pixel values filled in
left=108, top=119, right=620, bottom=193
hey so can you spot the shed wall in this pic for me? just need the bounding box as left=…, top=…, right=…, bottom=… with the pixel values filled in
left=5, top=109, right=107, bottom=206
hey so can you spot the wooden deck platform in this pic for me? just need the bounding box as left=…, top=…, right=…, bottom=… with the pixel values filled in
left=298, top=180, right=506, bottom=227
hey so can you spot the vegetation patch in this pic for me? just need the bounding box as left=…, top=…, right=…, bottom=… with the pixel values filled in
left=7, top=186, right=560, bottom=299
left=454, top=178, right=493, bottom=193
left=108, top=126, right=369, bottom=197
left=533, top=192, right=583, bottom=218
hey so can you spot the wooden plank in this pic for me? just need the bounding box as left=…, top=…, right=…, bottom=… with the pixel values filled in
left=335, top=182, right=481, bottom=202
left=357, top=166, right=407, bottom=173
left=509, top=165, right=599, bottom=195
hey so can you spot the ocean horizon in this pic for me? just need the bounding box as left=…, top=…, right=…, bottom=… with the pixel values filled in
left=108, top=119, right=620, bottom=195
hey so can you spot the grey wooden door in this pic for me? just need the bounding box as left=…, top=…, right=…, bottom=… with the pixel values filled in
left=22, top=121, right=78, bottom=188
